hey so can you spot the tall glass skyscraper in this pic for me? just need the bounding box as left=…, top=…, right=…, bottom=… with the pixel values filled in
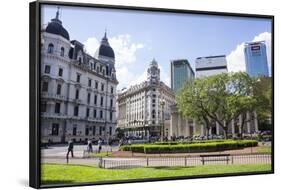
left=244, top=41, right=269, bottom=77
left=170, top=59, right=195, bottom=93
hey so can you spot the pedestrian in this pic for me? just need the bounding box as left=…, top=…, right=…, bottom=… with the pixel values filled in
left=119, top=138, right=123, bottom=148
left=87, top=139, right=93, bottom=153
left=98, top=138, right=102, bottom=153
left=66, top=139, right=74, bottom=163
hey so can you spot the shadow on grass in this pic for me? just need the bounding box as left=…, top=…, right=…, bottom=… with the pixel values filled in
left=149, top=166, right=196, bottom=170
left=42, top=180, right=75, bottom=185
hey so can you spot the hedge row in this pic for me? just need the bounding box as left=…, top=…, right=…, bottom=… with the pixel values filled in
left=120, top=140, right=258, bottom=154
left=154, top=139, right=228, bottom=145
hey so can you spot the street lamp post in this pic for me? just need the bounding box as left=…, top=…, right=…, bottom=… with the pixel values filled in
left=160, top=99, right=166, bottom=142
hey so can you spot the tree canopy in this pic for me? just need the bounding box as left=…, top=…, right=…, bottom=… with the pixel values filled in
left=177, top=72, right=271, bottom=139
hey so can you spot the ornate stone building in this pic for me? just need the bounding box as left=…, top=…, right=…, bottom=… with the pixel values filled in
left=40, top=9, right=118, bottom=143
left=117, top=59, right=176, bottom=138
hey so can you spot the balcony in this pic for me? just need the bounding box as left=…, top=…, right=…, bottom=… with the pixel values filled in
left=41, top=92, right=67, bottom=101
left=41, top=112, right=67, bottom=119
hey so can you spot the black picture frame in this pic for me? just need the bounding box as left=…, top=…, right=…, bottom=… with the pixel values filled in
left=30, top=0, right=274, bottom=188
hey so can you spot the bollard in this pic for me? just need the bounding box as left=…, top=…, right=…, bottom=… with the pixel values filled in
left=184, top=156, right=187, bottom=167
left=146, top=157, right=149, bottom=167
left=98, top=157, right=103, bottom=168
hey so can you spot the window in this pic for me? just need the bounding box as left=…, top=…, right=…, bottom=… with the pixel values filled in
left=75, top=89, right=79, bottom=99
left=100, top=110, right=103, bottom=119
left=44, top=65, right=51, bottom=74
left=74, top=106, right=79, bottom=116
left=87, top=93, right=91, bottom=104
left=41, top=102, right=47, bottom=112
left=92, top=126, right=96, bottom=135
left=99, top=126, right=102, bottom=135
left=76, top=73, right=81, bottom=83
left=42, top=82, right=48, bottom=92
left=152, top=99, right=156, bottom=103
left=58, top=68, right=63, bottom=77
left=51, top=123, right=59, bottom=136
left=78, top=57, right=82, bottom=64
left=47, top=43, right=54, bottom=54
left=85, top=127, right=89, bottom=136
left=95, top=81, right=98, bottom=89
left=73, top=127, right=77, bottom=136
left=110, top=99, right=113, bottom=107
left=101, top=83, right=104, bottom=91
left=110, top=112, right=113, bottom=121
left=109, top=127, right=112, bottom=136
left=56, top=84, right=61, bottom=95
left=88, top=79, right=92, bottom=87
left=94, top=95, right=97, bottom=105
left=93, top=109, right=97, bottom=118
left=86, top=108, right=90, bottom=117
left=60, top=47, right=64, bottom=57
left=111, top=86, right=114, bottom=94
left=100, top=96, right=103, bottom=106
left=55, top=103, right=60, bottom=113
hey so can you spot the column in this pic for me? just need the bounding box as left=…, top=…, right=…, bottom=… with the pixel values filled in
left=239, top=115, right=242, bottom=134
left=177, top=115, right=181, bottom=137
left=246, top=112, right=251, bottom=133
left=200, top=124, right=205, bottom=136
left=231, top=119, right=235, bottom=135
left=193, top=120, right=196, bottom=135
left=216, top=122, right=220, bottom=135
left=186, top=119, right=190, bottom=137
left=254, top=111, right=258, bottom=133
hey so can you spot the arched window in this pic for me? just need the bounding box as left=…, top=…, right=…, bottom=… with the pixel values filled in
left=47, top=43, right=54, bottom=54
left=60, top=47, right=64, bottom=57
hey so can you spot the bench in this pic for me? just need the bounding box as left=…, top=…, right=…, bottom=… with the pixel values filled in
left=200, top=154, right=231, bottom=165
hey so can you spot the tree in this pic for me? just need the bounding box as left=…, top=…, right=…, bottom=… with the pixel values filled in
left=177, top=80, right=213, bottom=139
left=177, top=72, right=260, bottom=139
left=115, top=128, right=125, bottom=139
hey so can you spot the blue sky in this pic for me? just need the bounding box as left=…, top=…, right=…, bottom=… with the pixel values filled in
left=42, top=5, right=272, bottom=90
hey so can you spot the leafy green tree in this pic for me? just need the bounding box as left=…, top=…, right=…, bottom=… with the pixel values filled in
left=177, top=80, right=213, bottom=139
left=177, top=72, right=261, bottom=139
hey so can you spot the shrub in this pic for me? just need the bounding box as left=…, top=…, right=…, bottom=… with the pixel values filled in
left=120, top=140, right=258, bottom=154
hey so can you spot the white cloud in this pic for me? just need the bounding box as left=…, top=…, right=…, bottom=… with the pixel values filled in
left=84, top=34, right=145, bottom=90
left=226, top=32, right=272, bottom=74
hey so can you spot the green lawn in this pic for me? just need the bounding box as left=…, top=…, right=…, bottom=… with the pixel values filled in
left=41, top=163, right=271, bottom=185
left=91, top=152, right=113, bottom=157
left=257, top=146, right=272, bottom=154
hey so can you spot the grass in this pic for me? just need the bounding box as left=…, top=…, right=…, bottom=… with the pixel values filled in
left=91, top=152, right=113, bottom=157
left=41, top=163, right=271, bottom=185
left=257, top=146, right=272, bottom=154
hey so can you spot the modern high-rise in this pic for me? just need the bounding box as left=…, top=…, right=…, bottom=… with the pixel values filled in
left=170, top=59, right=195, bottom=93
left=244, top=41, right=269, bottom=77
left=195, top=55, right=228, bottom=78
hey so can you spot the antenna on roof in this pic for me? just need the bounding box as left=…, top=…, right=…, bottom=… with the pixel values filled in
left=55, top=7, right=60, bottom=19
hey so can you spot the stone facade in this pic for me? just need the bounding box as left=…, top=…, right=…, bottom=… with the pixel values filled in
left=117, top=59, right=176, bottom=138
left=40, top=10, right=118, bottom=143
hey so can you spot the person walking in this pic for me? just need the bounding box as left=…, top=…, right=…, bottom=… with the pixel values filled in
left=66, top=139, right=74, bottom=163
left=87, top=139, right=93, bottom=153
left=98, top=138, right=102, bottom=153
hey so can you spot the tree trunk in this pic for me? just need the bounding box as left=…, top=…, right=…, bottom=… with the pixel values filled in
left=206, top=127, right=210, bottom=140
left=223, top=128, right=228, bottom=139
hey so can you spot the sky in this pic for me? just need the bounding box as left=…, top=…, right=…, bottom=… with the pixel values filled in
left=42, top=5, right=272, bottom=90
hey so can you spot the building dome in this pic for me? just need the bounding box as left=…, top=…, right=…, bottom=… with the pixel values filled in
left=95, top=32, right=115, bottom=59
left=45, top=8, right=70, bottom=40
